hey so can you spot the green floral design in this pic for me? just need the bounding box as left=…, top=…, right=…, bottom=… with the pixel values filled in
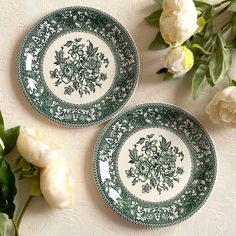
left=18, top=7, right=139, bottom=127
left=94, top=103, right=217, bottom=227
left=50, top=38, right=109, bottom=97
left=126, top=134, right=184, bottom=194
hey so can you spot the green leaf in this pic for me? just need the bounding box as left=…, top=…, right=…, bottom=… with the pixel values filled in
left=149, top=32, right=169, bottom=50
left=153, top=0, right=163, bottom=6
left=1, top=126, right=20, bottom=156
left=192, top=64, right=208, bottom=100
left=208, top=32, right=231, bottom=85
left=144, top=9, right=162, bottom=27
left=12, top=157, right=22, bottom=173
left=163, top=72, right=173, bottom=80
left=0, top=158, right=16, bottom=219
left=191, top=43, right=211, bottom=55
left=19, top=158, right=31, bottom=171
left=196, top=16, right=206, bottom=34
left=0, top=112, right=4, bottom=137
left=232, top=13, right=236, bottom=35
left=228, top=0, right=236, bottom=12
left=226, top=37, right=236, bottom=48
left=0, top=213, right=7, bottom=236
left=21, top=167, right=39, bottom=179
left=30, top=180, right=42, bottom=197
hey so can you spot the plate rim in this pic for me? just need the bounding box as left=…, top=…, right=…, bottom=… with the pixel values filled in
left=93, top=102, right=217, bottom=227
left=17, top=6, right=140, bottom=127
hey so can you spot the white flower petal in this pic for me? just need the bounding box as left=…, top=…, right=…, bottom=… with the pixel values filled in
left=40, top=161, right=74, bottom=209
left=17, top=127, right=61, bottom=168
left=206, top=87, right=236, bottom=127
left=160, top=0, right=198, bottom=46
left=166, top=46, right=193, bottom=76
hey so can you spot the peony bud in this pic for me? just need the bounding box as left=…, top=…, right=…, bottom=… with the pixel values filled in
left=166, top=46, right=194, bottom=77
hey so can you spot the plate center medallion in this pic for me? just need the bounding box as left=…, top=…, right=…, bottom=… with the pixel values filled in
left=118, top=128, right=192, bottom=203
left=43, top=32, right=116, bottom=105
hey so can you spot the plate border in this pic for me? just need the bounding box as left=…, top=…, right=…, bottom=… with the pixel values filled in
left=93, top=103, right=217, bottom=227
left=17, top=6, right=140, bottom=127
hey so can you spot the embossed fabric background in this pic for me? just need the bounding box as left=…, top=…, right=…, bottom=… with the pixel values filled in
left=0, top=0, right=236, bottom=235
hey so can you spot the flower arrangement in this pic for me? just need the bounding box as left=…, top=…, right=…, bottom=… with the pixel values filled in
left=145, top=0, right=236, bottom=127
left=0, top=112, right=74, bottom=236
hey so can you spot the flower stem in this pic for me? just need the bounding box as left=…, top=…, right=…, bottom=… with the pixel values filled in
left=16, top=195, right=33, bottom=231
left=11, top=219, right=19, bottom=236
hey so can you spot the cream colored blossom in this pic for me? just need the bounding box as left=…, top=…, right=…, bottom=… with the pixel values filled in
left=17, top=128, right=61, bottom=168
left=206, top=87, right=236, bottom=128
left=160, top=0, right=198, bottom=46
left=40, top=161, right=74, bottom=209
left=166, top=46, right=194, bottom=77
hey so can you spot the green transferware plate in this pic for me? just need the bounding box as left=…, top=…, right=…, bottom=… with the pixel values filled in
left=93, top=103, right=217, bottom=227
left=18, top=7, right=139, bottom=127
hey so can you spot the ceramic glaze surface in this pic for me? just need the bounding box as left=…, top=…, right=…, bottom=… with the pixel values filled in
left=94, top=104, right=217, bottom=227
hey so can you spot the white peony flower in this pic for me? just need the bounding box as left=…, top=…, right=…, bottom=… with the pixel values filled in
left=166, top=46, right=194, bottom=77
left=17, top=127, right=61, bottom=168
left=40, top=161, right=74, bottom=209
left=160, top=0, right=198, bottom=47
left=206, top=86, right=236, bottom=128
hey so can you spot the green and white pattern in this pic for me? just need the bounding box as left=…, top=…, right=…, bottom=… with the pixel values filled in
left=126, top=134, right=184, bottom=194
left=93, top=103, right=217, bottom=227
left=50, top=38, right=109, bottom=97
left=18, top=7, right=139, bottom=127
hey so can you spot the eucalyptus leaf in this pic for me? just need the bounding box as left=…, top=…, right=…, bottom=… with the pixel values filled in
left=1, top=126, right=20, bottom=156
left=192, top=64, right=208, bottom=100
left=149, top=32, right=169, bottom=50
left=0, top=213, right=7, bottom=236
left=144, top=9, right=162, bottom=27
left=208, top=32, right=231, bottom=85
left=0, top=158, right=16, bottom=219
left=30, top=180, right=42, bottom=197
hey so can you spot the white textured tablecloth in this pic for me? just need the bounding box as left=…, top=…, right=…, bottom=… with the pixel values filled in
left=0, top=0, right=236, bottom=235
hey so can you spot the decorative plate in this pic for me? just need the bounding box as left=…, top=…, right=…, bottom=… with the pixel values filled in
left=93, top=103, right=217, bottom=227
left=18, top=7, right=139, bottom=127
